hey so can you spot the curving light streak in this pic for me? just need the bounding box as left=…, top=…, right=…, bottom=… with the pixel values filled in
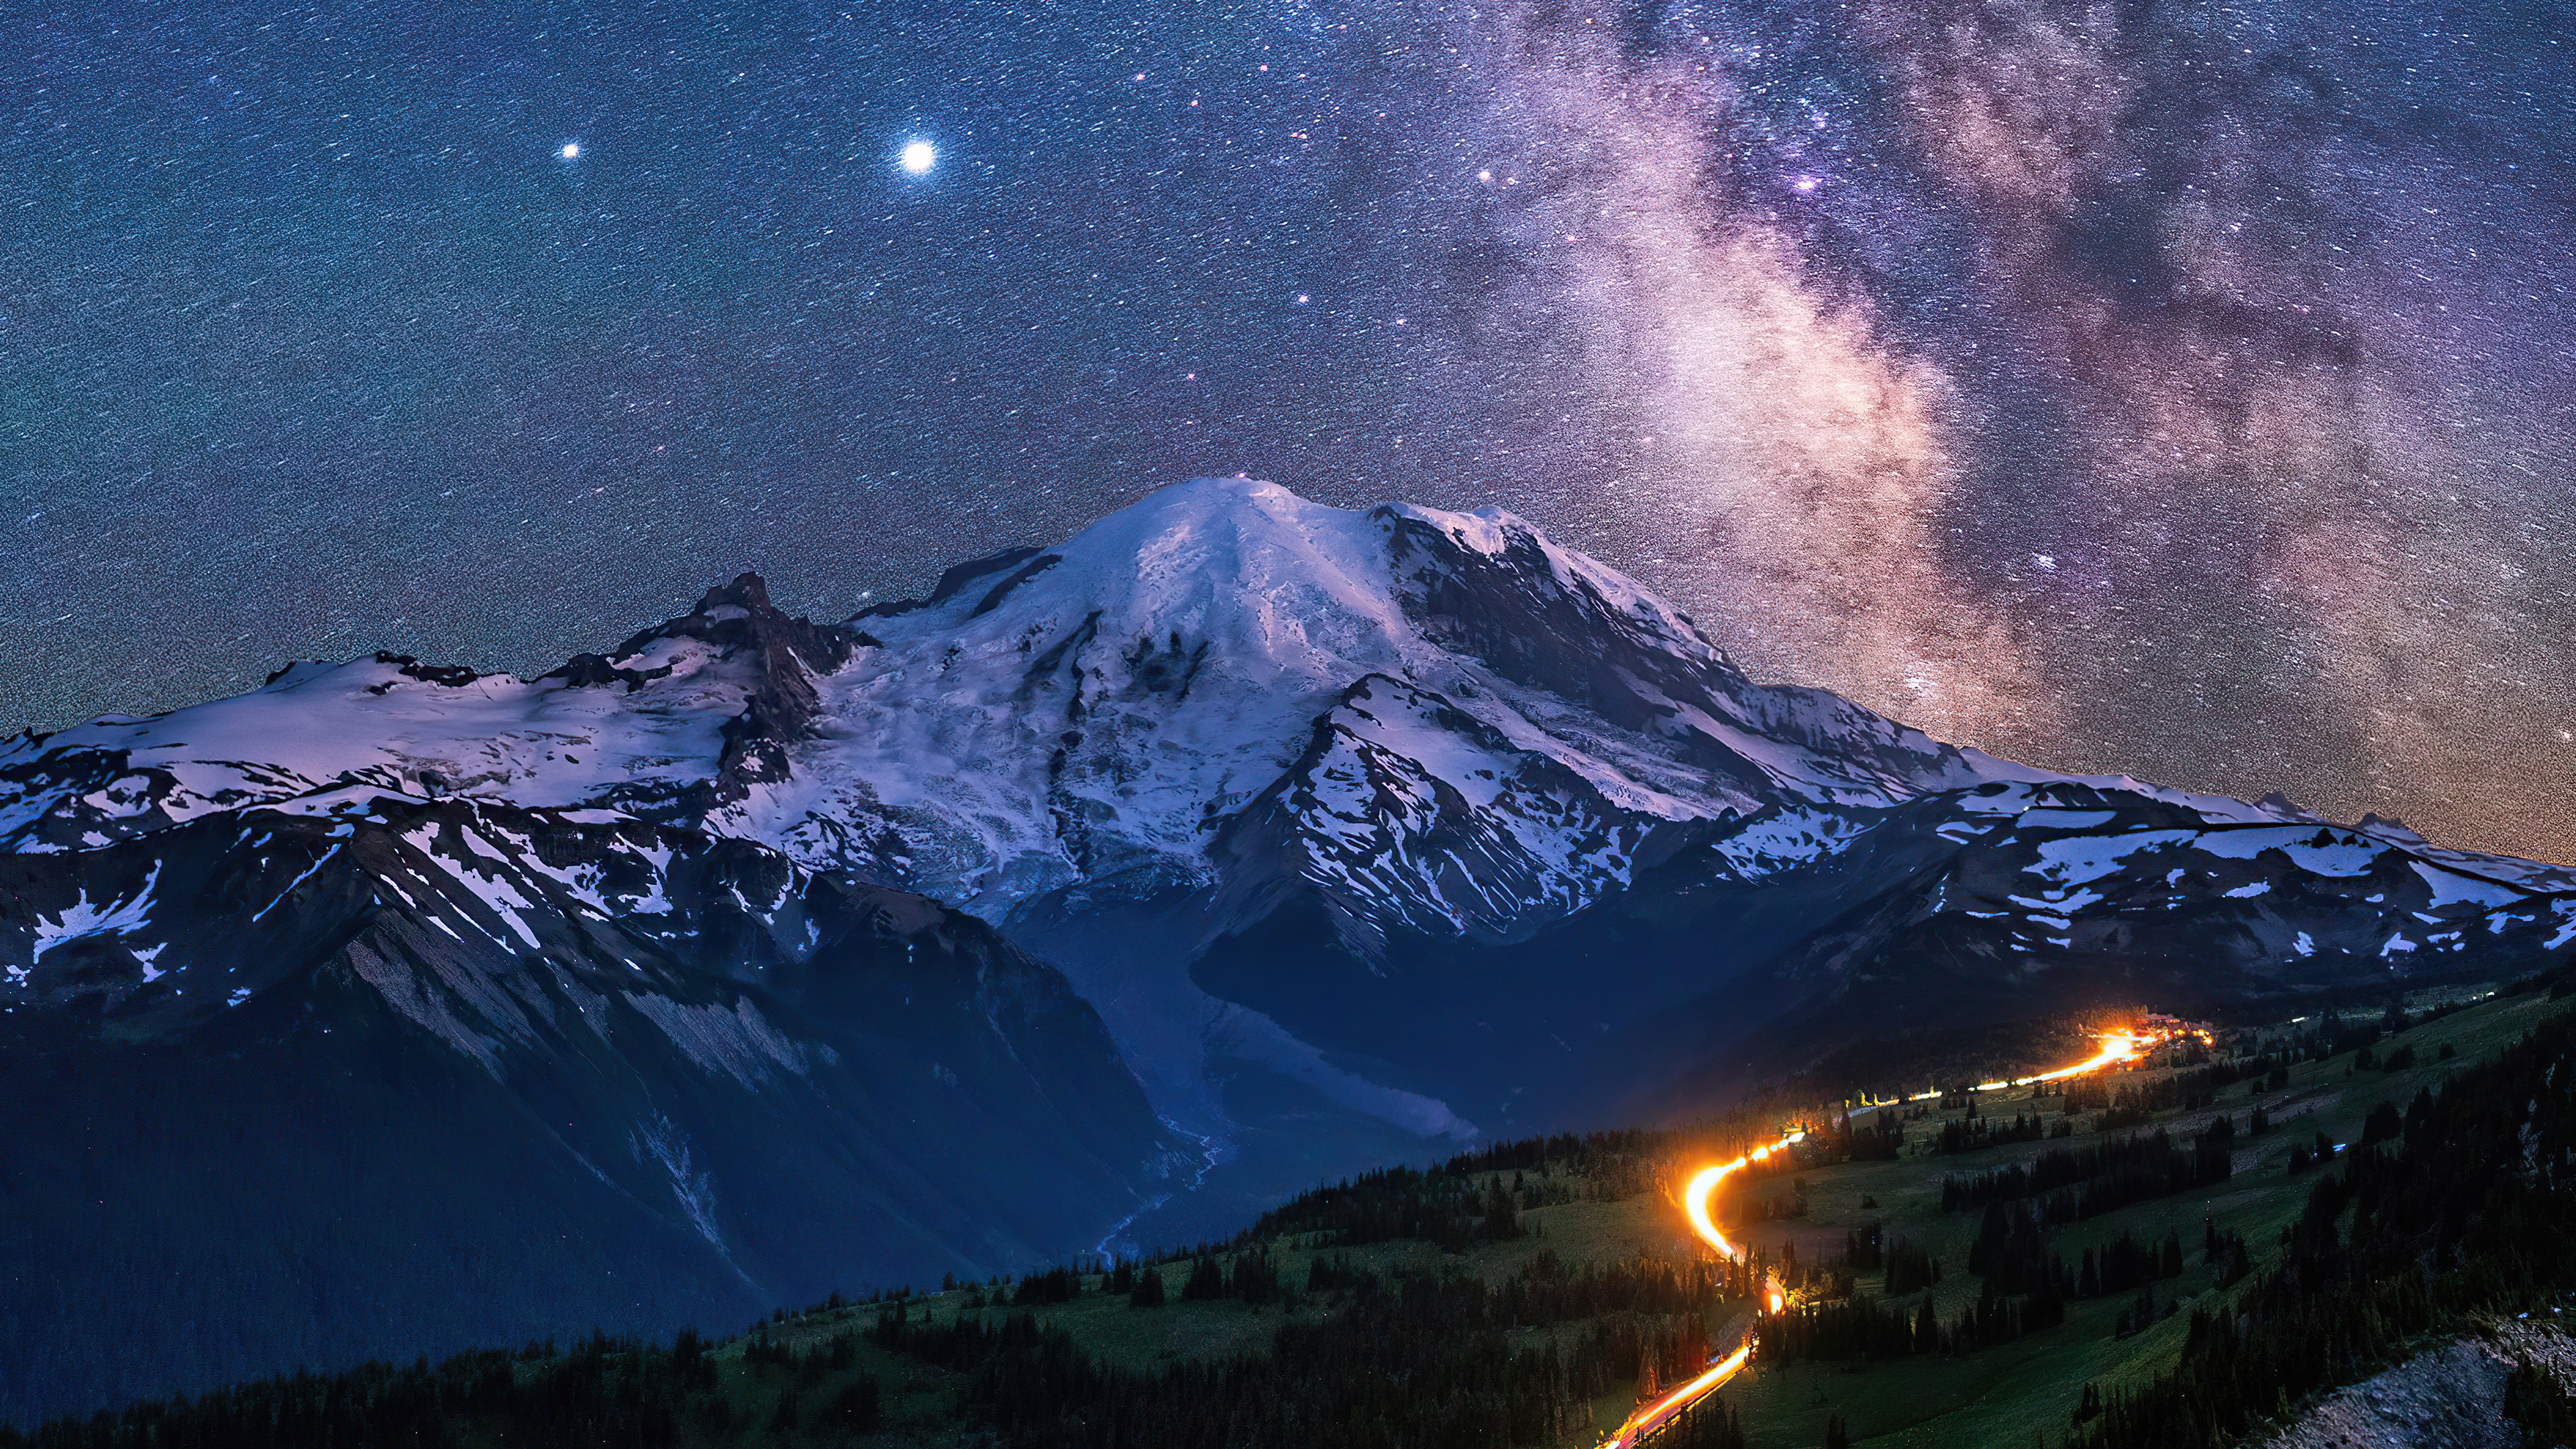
left=1982, top=1031, right=2143, bottom=1090
left=1606, top=1030, right=2159, bottom=1445
left=1605, top=1128, right=1807, bottom=1448
left=1864, top=1029, right=2153, bottom=1108
left=1680, top=1128, right=1807, bottom=1264
left=1605, top=1344, right=1752, bottom=1449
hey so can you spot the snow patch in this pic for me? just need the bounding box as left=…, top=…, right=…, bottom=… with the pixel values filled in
left=33, top=863, right=163, bottom=962
left=2019, top=808, right=2116, bottom=828
left=251, top=845, right=343, bottom=922
left=2410, top=862, right=2524, bottom=910
left=633, top=1114, right=727, bottom=1254
left=2031, top=830, right=2191, bottom=888
left=2196, top=826, right=2385, bottom=876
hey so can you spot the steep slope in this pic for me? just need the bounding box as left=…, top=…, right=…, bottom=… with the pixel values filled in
left=4, top=478, right=2569, bottom=1251
left=0, top=792, right=1172, bottom=1425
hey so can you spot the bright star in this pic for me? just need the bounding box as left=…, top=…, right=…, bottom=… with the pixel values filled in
left=561, top=142, right=580, bottom=160
left=900, top=140, right=936, bottom=175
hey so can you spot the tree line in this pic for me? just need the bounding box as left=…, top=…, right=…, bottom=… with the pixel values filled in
left=1940, top=1118, right=2237, bottom=1214
left=872, top=1251, right=1742, bottom=1449
left=2076, top=991, right=2576, bottom=1446
left=1242, top=1129, right=1678, bottom=1249
left=0, top=1332, right=749, bottom=1449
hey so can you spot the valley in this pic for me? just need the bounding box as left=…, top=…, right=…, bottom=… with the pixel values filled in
left=25, top=975, right=2574, bottom=1448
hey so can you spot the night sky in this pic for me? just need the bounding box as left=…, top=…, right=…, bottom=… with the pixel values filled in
left=6, top=1, right=2573, bottom=864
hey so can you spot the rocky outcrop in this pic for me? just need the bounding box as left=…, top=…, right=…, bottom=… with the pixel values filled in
left=606, top=572, right=873, bottom=800
left=2257, top=1322, right=2576, bottom=1449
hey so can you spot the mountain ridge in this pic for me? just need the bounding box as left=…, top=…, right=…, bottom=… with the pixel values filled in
left=0, top=787, right=1175, bottom=1424
left=5, top=475, right=2571, bottom=1266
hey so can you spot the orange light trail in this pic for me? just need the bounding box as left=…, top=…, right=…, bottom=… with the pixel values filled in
left=1680, top=1129, right=1807, bottom=1264
left=1603, top=1028, right=2168, bottom=1446
left=1980, top=1031, right=2143, bottom=1089
left=1604, top=1344, right=1752, bottom=1449
left=1844, top=1028, right=2155, bottom=1109
left=1603, top=1128, right=1806, bottom=1448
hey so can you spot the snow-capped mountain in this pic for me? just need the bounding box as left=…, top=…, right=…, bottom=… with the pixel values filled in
left=6, top=478, right=2571, bottom=1253
left=0, top=482, right=2147, bottom=903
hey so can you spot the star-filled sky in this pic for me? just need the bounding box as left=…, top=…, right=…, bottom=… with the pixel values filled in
left=7, top=1, right=2573, bottom=863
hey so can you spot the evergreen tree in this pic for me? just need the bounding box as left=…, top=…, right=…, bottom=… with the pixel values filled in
left=1181, top=1256, right=1227, bottom=1301
left=1129, top=1266, right=1167, bottom=1309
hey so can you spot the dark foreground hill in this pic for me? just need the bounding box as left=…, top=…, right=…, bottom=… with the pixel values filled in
left=17, top=980, right=2576, bottom=1448
left=0, top=795, right=1171, bottom=1425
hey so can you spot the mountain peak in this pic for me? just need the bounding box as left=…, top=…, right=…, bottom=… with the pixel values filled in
left=5, top=474, right=2571, bottom=1283
left=599, top=572, right=872, bottom=797
left=610, top=571, right=859, bottom=675
left=694, top=570, right=778, bottom=614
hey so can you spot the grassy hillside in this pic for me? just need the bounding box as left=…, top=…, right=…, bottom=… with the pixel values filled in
left=18, top=978, right=2576, bottom=1448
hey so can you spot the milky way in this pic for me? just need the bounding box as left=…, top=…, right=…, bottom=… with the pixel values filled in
left=4, top=1, right=2571, bottom=862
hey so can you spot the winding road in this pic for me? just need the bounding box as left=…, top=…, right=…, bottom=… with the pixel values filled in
left=1600, top=1029, right=2159, bottom=1447
left=1601, top=1130, right=1805, bottom=1448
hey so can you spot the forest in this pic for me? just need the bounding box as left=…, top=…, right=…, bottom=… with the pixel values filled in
left=2076, top=1003, right=2576, bottom=1446
left=11, top=986, right=2575, bottom=1448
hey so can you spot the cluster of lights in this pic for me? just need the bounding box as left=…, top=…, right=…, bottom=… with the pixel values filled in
left=1838, top=1019, right=2217, bottom=1109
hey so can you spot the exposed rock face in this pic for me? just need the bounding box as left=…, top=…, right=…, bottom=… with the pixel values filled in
left=2257, top=1328, right=2576, bottom=1449
left=604, top=572, right=871, bottom=800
